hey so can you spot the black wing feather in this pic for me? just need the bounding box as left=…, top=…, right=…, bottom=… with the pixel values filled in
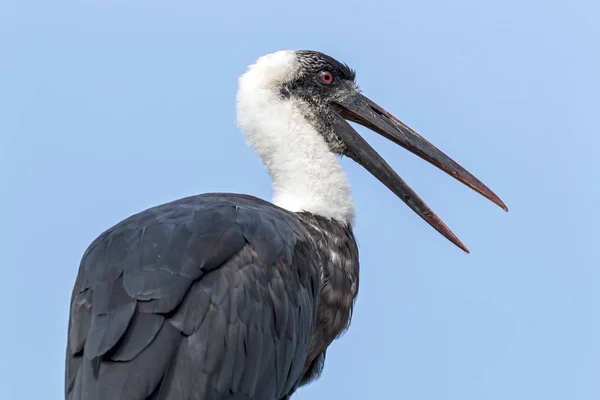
left=66, top=194, right=321, bottom=400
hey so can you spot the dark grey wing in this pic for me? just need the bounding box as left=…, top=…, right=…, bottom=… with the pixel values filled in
left=65, top=194, right=321, bottom=400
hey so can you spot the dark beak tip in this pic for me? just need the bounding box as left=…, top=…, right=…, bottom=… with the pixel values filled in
left=493, top=197, right=509, bottom=212
left=473, top=184, right=508, bottom=213
left=455, top=239, right=470, bottom=254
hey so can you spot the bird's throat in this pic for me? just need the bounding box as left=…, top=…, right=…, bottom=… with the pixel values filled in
left=237, top=94, right=355, bottom=224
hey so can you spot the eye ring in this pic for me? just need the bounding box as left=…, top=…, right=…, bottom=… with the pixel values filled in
left=319, top=71, right=334, bottom=85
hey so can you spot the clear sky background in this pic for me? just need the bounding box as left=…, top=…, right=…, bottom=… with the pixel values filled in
left=1, top=1, right=599, bottom=399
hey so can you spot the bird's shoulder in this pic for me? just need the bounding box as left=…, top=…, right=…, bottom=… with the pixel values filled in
left=74, top=192, right=316, bottom=302
left=86, top=192, right=308, bottom=253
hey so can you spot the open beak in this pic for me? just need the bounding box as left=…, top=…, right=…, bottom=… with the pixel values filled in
left=332, top=93, right=507, bottom=253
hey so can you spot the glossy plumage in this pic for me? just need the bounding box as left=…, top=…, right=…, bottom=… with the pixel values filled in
left=65, top=193, right=359, bottom=400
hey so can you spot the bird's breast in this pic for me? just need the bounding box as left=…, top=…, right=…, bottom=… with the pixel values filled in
left=295, top=212, right=360, bottom=386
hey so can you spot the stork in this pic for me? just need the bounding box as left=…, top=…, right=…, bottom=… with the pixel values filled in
left=65, top=50, right=507, bottom=400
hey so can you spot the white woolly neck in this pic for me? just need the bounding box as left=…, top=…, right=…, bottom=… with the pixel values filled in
left=236, top=51, right=355, bottom=224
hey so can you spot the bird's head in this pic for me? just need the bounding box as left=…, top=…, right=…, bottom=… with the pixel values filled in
left=237, top=50, right=507, bottom=252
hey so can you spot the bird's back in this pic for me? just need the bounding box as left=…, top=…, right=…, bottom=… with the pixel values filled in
left=65, top=193, right=323, bottom=400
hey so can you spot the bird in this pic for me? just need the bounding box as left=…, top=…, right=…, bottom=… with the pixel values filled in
left=65, top=50, right=507, bottom=400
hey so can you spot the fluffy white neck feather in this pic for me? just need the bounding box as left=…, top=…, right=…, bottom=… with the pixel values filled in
left=236, top=51, right=355, bottom=224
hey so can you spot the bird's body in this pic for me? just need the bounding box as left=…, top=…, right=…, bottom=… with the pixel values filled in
left=66, top=193, right=358, bottom=399
left=65, top=50, right=506, bottom=399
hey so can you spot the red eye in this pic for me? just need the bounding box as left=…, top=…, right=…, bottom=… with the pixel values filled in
left=319, top=71, right=334, bottom=85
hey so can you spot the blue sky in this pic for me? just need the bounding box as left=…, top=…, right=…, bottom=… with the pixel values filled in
left=1, top=1, right=599, bottom=399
